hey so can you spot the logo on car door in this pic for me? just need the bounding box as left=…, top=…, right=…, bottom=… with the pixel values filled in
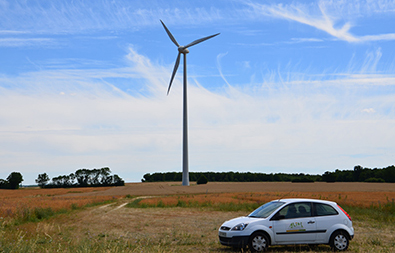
left=287, top=221, right=306, bottom=232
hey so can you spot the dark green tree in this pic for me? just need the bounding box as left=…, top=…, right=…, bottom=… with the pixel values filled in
left=113, top=174, right=125, bottom=186
left=322, top=171, right=336, bottom=182
left=7, top=172, right=23, bottom=189
left=196, top=174, right=208, bottom=185
left=353, top=165, right=363, bottom=181
left=0, top=179, right=8, bottom=188
left=75, top=169, right=90, bottom=186
left=100, top=167, right=111, bottom=185
left=36, top=173, right=50, bottom=188
left=383, top=165, right=395, bottom=182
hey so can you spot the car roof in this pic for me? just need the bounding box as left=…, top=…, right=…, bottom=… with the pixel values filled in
left=271, top=198, right=337, bottom=205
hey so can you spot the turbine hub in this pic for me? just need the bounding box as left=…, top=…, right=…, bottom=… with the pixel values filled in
left=178, top=46, right=189, bottom=54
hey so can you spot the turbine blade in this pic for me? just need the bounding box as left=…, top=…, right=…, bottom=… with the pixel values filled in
left=184, top=33, right=220, bottom=48
left=167, top=52, right=181, bottom=95
left=160, top=20, right=180, bottom=47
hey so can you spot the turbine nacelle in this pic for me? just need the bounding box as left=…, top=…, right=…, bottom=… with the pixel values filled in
left=178, top=46, right=189, bottom=54
left=160, top=19, right=219, bottom=95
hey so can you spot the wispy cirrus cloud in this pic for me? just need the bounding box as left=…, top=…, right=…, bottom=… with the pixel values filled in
left=247, top=0, right=395, bottom=43
left=0, top=37, right=55, bottom=47
left=0, top=0, right=225, bottom=34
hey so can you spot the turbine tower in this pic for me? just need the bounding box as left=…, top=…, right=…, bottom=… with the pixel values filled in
left=160, top=20, right=219, bottom=186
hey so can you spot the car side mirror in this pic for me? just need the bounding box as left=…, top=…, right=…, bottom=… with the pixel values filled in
left=271, top=213, right=285, bottom=221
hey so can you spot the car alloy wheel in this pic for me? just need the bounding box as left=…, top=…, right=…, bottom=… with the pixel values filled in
left=331, top=231, right=349, bottom=251
left=249, top=232, right=268, bottom=252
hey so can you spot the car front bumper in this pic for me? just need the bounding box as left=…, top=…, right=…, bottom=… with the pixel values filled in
left=219, top=235, right=250, bottom=248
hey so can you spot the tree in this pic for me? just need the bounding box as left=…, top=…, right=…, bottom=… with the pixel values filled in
left=0, top=179, right=8, bottom=189
left=36, top=173, right=50, bottom=188
left=7, top=172, right=23, bottom=189
left=322, top=171, right=336, bottom=183
left=196, top=174, right=208, bottom=185
left=113, top=174, right=125, bottom=186
left=353, top=165, right=363, bottom=182
left=75, top=169, right=90, bottom=186
left=99, top=167, right=111, bottom=185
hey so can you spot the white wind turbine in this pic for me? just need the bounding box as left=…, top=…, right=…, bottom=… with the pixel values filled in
left=160, top=20, right=219, bottom=186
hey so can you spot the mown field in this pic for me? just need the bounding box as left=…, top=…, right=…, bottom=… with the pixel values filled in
left=0, top=182, right=394, bottom=252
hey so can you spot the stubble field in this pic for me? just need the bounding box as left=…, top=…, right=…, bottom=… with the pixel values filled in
left=1, top=182, right=394, bottom=252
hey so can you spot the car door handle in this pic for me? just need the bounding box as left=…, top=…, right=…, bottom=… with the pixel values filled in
left=308, top=221, right=315, bottom=224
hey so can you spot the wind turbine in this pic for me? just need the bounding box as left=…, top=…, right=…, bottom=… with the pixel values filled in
left=160, top=20, right=219, bottom=186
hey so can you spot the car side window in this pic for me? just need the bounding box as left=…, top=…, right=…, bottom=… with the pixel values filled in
left=313, top=203, right=339, bottom=216
left=277, top=202, right=312, bottom=219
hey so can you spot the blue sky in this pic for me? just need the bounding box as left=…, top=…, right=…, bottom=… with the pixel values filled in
left=1, top=0, right=395, bottom=184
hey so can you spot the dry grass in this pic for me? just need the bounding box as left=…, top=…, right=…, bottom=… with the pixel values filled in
left=6, top=201, right=395, bottom=252
left=0, top=187, right=118, bottom=219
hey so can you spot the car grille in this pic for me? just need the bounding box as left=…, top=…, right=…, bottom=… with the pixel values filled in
left=220, top=226, right=231, bottom=231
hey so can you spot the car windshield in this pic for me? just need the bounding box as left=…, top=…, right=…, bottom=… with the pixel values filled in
left=248, top=201, right=285, bottom=218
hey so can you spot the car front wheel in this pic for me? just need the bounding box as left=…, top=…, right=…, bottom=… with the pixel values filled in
left=249, top=232, right=268, bottom=252
left=330, top=231, right=349, bottom=251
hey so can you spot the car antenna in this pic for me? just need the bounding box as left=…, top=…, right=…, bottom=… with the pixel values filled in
left=277, top=190, right=293, bottom=201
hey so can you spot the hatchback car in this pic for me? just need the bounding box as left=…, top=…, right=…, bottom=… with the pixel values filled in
left=218, top=198, right=354, bottom=252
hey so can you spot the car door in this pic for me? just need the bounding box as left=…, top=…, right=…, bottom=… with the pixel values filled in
left=272, top=202, right=317, bottom=243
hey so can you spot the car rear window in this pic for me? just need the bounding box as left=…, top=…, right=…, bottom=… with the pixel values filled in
left=276, top=202, right=312, bottom=219
left=314, top=203, right=339, bottom=216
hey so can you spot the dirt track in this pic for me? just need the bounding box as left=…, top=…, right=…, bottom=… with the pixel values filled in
left=65, top=181, right=395, bottom=197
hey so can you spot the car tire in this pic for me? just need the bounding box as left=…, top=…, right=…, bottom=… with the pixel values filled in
left=249, top=232, right=269, bottom=252
left=330, top=231, right=349, bottom=251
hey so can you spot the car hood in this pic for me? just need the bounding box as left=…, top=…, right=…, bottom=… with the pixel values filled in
left=221, top=216, right=262, bottom=228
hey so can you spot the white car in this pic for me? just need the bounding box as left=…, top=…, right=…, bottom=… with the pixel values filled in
left=218, top=198, right=354, bottom=252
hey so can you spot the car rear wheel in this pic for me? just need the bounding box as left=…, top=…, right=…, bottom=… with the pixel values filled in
left=249, top=232, right=268, bottom=252
left=330, top=231, right=349, bottom=251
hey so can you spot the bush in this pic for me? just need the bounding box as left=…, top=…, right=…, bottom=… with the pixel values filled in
left=292, top=177, right=314, bottom=183
left=196, top=174, right=208, bottom=185
left=365, top=177, right=385, bottom=183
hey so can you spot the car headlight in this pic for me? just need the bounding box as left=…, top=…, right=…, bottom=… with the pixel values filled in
left=231, top=223, right=248, bottom=231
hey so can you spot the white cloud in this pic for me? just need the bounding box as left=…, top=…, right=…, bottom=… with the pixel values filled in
left=0, top=0, right=225, bottom=34
left=290, top=38, right=324, bottom=43
left=0, top=37, right=55, bottom=47
left=1, top=47, right=395, bottom=184
left=360, top=33, right=395, bottom=42
left=247, top=1, right=395, bottom=43
left=362, top=108, right=375, bottom=113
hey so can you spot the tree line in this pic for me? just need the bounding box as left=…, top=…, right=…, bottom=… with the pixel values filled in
left=142, top=171, right=320, bottom=183
left=142, top=165, right=395, bottom=183
left=322, top=165, right=395, bottom=183
left=36, top=167, right=125, bottom=188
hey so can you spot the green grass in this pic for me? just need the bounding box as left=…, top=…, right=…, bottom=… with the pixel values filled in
left=126, top=197, right=395, bottom=223
left=344, top=203, right=395, bottom=223
left=12, top=207, right=64, bottom=225
left=1, top=200, right=116, bottom=227
left=125, top=198, right=262, bottom=212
